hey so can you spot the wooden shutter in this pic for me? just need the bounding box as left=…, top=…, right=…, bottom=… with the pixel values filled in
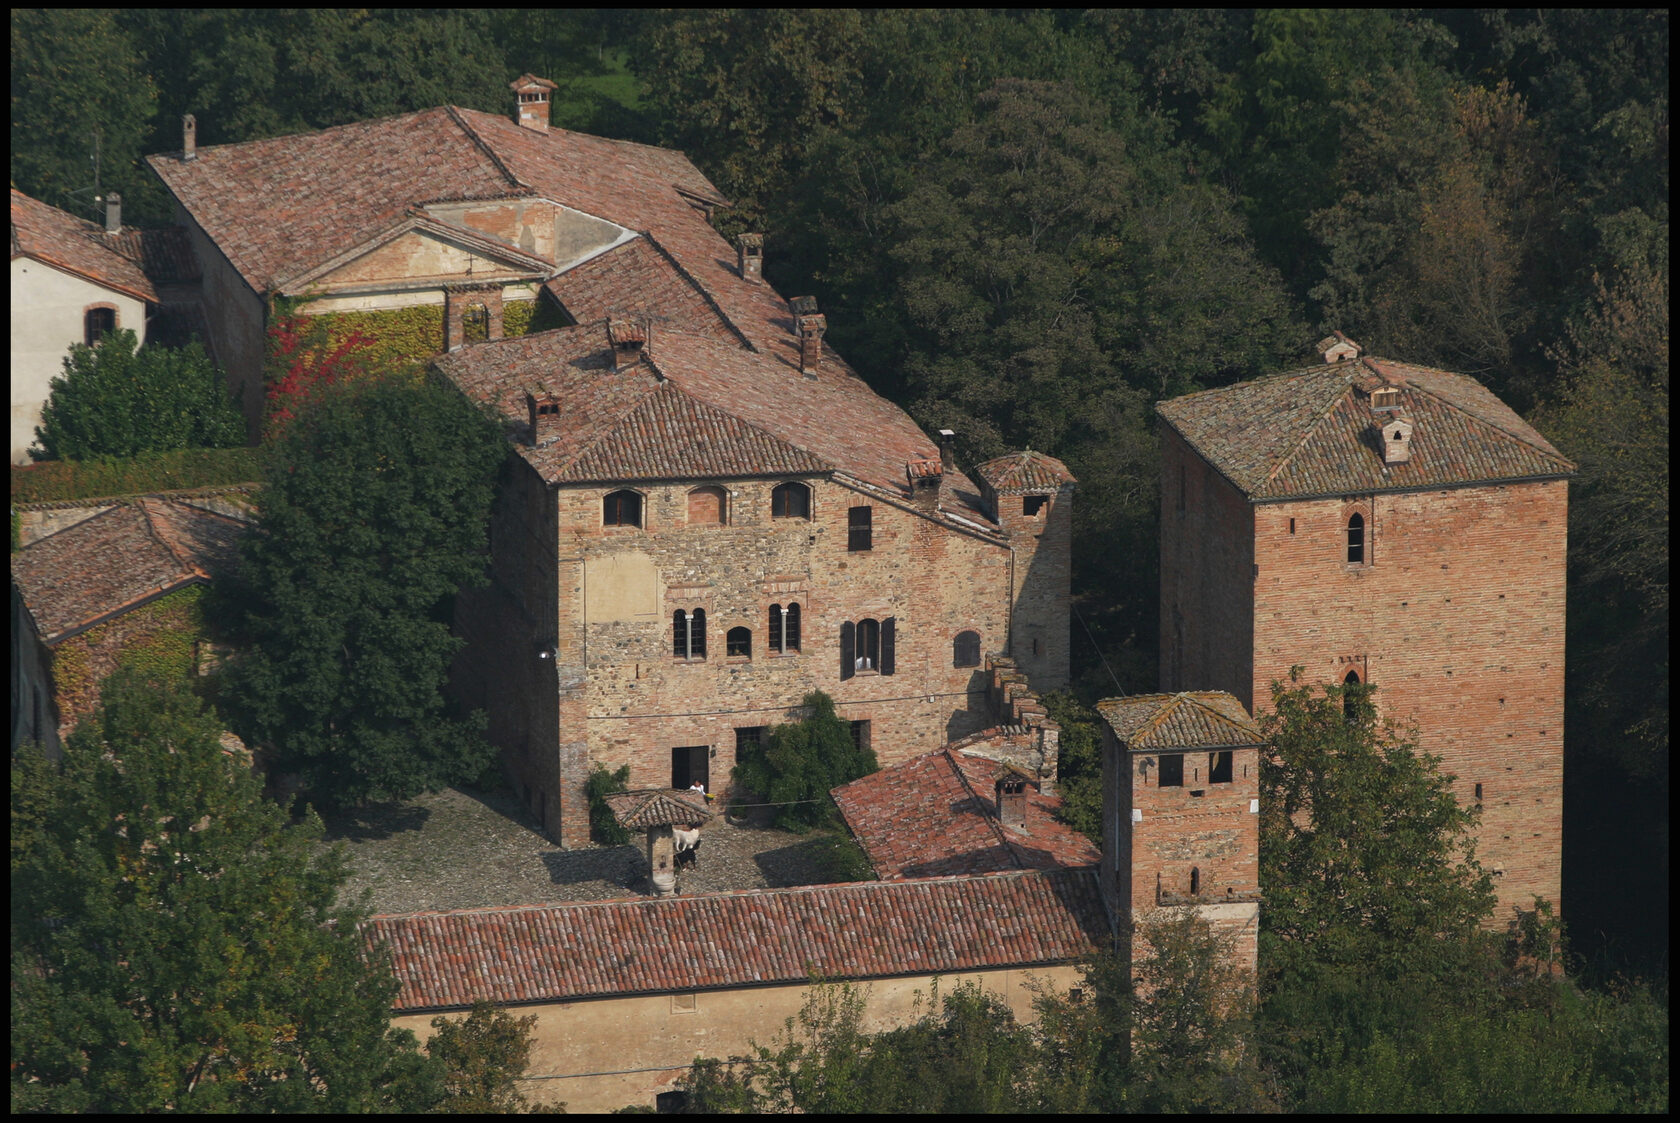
left=881, top=617, right=896, bottom=676
left=840, top=621, right=855, bottom=680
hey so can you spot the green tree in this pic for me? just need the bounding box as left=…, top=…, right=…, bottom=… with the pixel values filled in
left=731, top=692, right=875, bottom=833
left=427, top=1001, right=543, bottom=1114
left=31, top=330, right=246, bottom=461
left=10, top=669, right=432, bottom=1112
left=10, top=9, right=161, bottom=220
left=224, top=375, right=506, bottom=807
left=1258, top=669, right=1496, bottom=983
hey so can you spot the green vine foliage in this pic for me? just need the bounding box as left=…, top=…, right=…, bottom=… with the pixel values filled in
left=49, top=585, right=210, bottom=728
left=10, top=448, right=261, bottom=504
left=587, top=764, right=633, bottom=845
left=306, top=299, right=550, bottom=373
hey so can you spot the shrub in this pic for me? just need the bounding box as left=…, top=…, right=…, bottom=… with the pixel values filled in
left=587, top=763, right=633, bottom=845
left=733, top=691, right=877, bottom=833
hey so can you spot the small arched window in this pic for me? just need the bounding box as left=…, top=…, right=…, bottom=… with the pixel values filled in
left=1190, top=867, right=1201, bottom=895
left=953, top=630, right=981, bottom=668
left=1343, top=668, right=1361, bottom=723
left=771, top=481, right=811, bottom=519
left=726, top=626, right=752, bottom=658
left=604, top=489, right=643, bottom=527
left=769, top=603, right=801, bottom=654
left=673, top=608, right=706, bottom=659
left=84, top=305, right=116, bottom=346
left=1347, top=512, right=1365, bottom=563
left=687, top=485, right=726, bottom=525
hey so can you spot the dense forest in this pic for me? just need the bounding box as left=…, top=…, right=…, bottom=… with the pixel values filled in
left=12, top=6, right=1665, bottom=972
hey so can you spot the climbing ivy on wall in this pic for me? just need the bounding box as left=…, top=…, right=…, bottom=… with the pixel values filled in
left=306, top=299, right=551, bottom=373
left=49, top=585, right=210, bottom=728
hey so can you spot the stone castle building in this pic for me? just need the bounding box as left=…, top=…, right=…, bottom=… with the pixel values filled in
left=1156, top=336, right=1574, bottom=914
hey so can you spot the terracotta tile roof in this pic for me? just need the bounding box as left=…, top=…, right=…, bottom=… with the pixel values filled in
left=366, top=867, right=1109, bottom=1011
left=10, top=189, right=158, bottom=302
left=603, top=789, right=713, bottom=829
left=1157, top=358, right=1574, bottom=500
left=542, top=236, right=739, bottom=343
left=1095, top=692, right=1264, bottom=752
left=105, top=226, right=200, bottom=285
left=437, top=325, right=948, bottom=497
left=975, top=450, right=1077, bottom=493
left=10, top=498, right=246, bottom=643
left=833, top=747, right=1100, bottom=880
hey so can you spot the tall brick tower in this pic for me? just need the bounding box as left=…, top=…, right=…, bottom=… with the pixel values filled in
left=1097, top=692, right=1264, bottom=975
left=1155, top=338, right=1575, bottom=916
left=975, top=450, right=1077, bottom=691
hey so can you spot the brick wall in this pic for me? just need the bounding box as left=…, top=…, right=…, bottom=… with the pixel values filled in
left=993, top=484, right=1075, bottom=690
left=1160, top=446, right=1569, bottom=916
left=1159, top=428, right=1254, bottom=699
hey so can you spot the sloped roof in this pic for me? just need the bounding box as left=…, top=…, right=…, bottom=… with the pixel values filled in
left=437, top=325, right=952, bottom=498
left=10, top=189, right=158, bottom=302
left=104, top=226, right=200, bottom=285
left=833, top=747, right=1100, bottom=880
left=603, top=789, right=713, bottom=829
left=975, top=450, right=1077, bottom=493
left=1156, top=357, right=1574, bottom=500
left=1095, top=692, right=1264, bottom=752
left=10, top=498, right=246, bottom=643
left=542, top=235, right=740, bottom=343
left=366, top=867, right=1109, bottom=1011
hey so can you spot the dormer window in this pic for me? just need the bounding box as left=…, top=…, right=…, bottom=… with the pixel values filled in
left=1371, top=387, right=1401, bottom=411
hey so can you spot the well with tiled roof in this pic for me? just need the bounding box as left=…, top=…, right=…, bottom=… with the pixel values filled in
left=11, top=498, right=246, bottom=644
left=366, top=867, right=1108, bottom=1012
left=1095, top=692, right=1264, bottom=752
left=603, top=789, right=712, bottom=829
left=833, top=747, right=1100, bottom=880
left=1157, top=356, right=1574, bottom=500
left=10, top=189, right=158, bottom=302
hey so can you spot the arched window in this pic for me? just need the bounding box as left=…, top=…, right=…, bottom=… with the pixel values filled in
left=771, top=481, right=811, bottom=519
left=840, top=617, right=895, bottom=679
left=463, top=302, right=490, bottom=344
left=673, top=608, right=706, bottom=659
left=687, top=485, right=726, bottom=525
left=1343, top=668, right=1361, bottom=722
left=1347, top=512, right=1365, bottom=564
left=953, top=630, right=981, bottom=668
left=726, top=626, right=752, bottom=658
left=769, top=603, right=801, bottom=654
left=1190, top=867, right=1201, bottom=895
left=604, top=489, right=642, bottom=527
left=84, top=305, right=116, bottom=346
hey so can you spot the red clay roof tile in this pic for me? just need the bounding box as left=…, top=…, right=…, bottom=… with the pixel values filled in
left=11, top=189, right=158, bottom=302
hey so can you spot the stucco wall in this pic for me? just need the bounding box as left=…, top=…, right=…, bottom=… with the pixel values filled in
left=10, top=258, right=149, bottom=464
left=394, top=965, right=1085, bottom=1113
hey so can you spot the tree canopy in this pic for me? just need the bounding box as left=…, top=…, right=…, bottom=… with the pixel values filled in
left=31, top=330, right=246, bottom=461
left=732, top=691, right=876, bottom=833
left=10, top=669, right=429, bottom=1111
left=224, top=375, right=506, bottom=806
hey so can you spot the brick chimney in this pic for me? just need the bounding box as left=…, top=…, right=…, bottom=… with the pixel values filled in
left=737, top=232, right=763, bottom=283
left=996, top=775, right=1029, bottom=833
left=527, top=390, right=562, bottom=447
left=907, top=458, right=942, bottom=512
left=608, top=319, right=647, bottom=370
left=182, top=114, right=197, bottom=161
left=103, top=193, right=122, bottom=235
left=511, top=74, right=557, bottom=133
left=938, top=429, right=955, bottom=474
left=789, top=298, right=825, bottom=375
left=1380, top=414, right=1415, bottom=464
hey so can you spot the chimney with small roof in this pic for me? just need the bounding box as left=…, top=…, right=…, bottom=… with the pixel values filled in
left=737, top=232, right=763, bottom=283
left=608, top=319, right=647, bottom=370
left=1318, top=331, right=1361, bottom=363
left=789, top=296, right=825, bottom=374
left=938, top=429, right=956, bottom=474
left=996, top=774, right=1029, bottom=833
left=527, top=391, right=562, bottom=447
left=511, top=74, right=557, bottom=133
left=103, top=193, right=121, bottom=235
left=182, top=114, right=197, bottom=161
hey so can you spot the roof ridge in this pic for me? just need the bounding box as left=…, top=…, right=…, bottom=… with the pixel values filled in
left=539, top=364, right=663, bottom=476
left=942, top=749, right=1025, bottom=871
left=136, top=498, right=198, bottom=577
left=1262, top=369, right=1360, bottom=485
left=1379, top=361, right=1574, bottom=468
left=638, top=230, right=756, bottom=352
left=445, top=105, right=528, bottom=193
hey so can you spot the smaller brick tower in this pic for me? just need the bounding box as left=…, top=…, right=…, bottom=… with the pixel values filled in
left=1097, top=692, right=1263, bottom=975
left=975, top=450, right=1076, bottom=691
